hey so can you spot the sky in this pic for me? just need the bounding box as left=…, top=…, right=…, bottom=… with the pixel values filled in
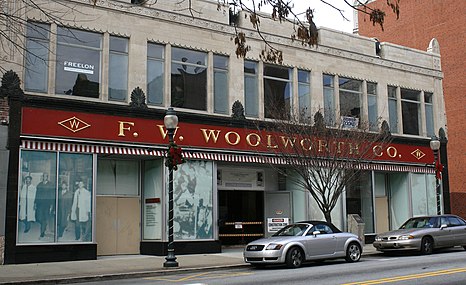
left=257, top=0, right=355, bottom=33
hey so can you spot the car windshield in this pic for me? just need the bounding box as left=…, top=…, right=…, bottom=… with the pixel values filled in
left=400, top=217, right=438, bottom=229
left=272, top=224, right=309, bottom=237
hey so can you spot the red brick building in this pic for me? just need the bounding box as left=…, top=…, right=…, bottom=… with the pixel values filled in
left=356, top=0, right=466, bottom=218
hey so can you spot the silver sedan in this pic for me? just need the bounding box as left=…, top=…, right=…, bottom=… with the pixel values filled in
left=373, top=214, right=466, bottom=254
left=243, top=221, right=363, bottom=268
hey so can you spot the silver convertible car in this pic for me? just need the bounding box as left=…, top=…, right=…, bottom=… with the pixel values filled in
left=243, top=221, right=363, bottom=268
left=373, top=214, right=466, bottom=254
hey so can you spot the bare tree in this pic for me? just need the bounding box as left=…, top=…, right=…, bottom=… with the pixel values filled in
left=254, top=104, right=392, bottom=223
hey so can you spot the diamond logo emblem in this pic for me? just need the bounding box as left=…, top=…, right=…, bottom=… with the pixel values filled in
left=411, top=149, right=425, bottom=160
left=58, top=116, right=91, bottom=133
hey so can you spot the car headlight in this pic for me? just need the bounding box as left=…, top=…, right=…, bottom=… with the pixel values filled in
left=266, top=243, right=284, bottom=250
left=375, top=236, right=383, bottom=242
left=398, top=235, right=414, bottom=240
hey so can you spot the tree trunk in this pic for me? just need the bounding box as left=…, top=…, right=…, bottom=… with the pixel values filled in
left=323, top=211, right=332, bottom=223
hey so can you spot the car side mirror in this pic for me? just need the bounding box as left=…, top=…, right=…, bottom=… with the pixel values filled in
left=440, top=224, right=448, bottom=230
left=312, top=230, right=321, bottom=236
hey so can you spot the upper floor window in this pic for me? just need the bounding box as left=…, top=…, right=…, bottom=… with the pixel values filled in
left=55, top=28, right=102, bottom=98
left=108, top=36, right=128, bottom=101
left=388, top=85, right=398, bottom=133
left=24, top=22, right=50, bottom=93
left=263, top=64, right=292, bottom=119
left=244, top=60, right=258, bottom=117
left=367, top=82, right=378, bottom=131
left=171, top=47, right=207, bottom=111
left=424, top=92, right=434, bottom=137
left=401, top=88, right=421, bottom=135
left=213, top=55, right=229, bottom=114
left=147, top=43, right=165, bottom=105
left=298, top=69, right=311, bottom=122
left=339, top=77, right=362, bottom=121
left=323, top=74, right=335, bottom=126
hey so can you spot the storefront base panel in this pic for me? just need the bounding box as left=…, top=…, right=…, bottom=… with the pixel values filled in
left=6, top=244, right=97, bottom=264
left=140, top=240, right=221, bottom=256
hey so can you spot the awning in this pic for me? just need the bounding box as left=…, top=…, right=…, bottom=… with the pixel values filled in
left=21, top=139, right=435, bottom=174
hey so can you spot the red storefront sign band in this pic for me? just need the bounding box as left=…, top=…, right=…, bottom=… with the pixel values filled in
left=21, top=107, right=436, bottom=165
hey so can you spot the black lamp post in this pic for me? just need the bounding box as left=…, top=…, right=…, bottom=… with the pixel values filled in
left=430, top=135, right=441, bottom=215
left=163, top=107, right=179, bottom=268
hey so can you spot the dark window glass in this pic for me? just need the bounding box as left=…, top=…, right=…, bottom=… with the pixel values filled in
left=24, top=22, right=50, bottom=93
left=339, top=78, right=362, bottom=121
left=298, top=70, right=311, bottom=122
left=388, top=85, right=398, bottom=133
left=367, top=82, right=378, bottom=131
left=425, top=92, right=434, bottom=137
left=55, top=27, right=102, bottom=98
left=263, top=64, right=292, bottom=119
left=171, top=47, right=207, bottom=111
left=401, top=88, right=420, bottom=135
left=214, top=55, right=229, bottom=114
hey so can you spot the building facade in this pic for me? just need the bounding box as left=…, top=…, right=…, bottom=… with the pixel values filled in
left=0, top=0, right=446, bottom=264
left=355, top=0, right=465, bottom=218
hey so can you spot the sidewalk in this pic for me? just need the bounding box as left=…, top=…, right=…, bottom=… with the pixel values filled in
left=0, top=244, right=378, bottom=284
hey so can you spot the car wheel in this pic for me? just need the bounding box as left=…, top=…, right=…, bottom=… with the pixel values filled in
left=463, top=246, right=466, bottom=251
left=285, top=247, right=304, bottom=268
left=345, top=242, right=362, bottom=262
left=420, top=237, right=433, bottom=255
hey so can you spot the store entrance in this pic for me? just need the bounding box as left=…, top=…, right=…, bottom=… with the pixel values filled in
left=218, top=190, right=264, bottom=245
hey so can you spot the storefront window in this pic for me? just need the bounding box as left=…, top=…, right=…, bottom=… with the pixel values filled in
left=108, top=36, right=128, bottom=101
left=147, top=43, right=164, bottom=105
left=24, top=22, right=50, bottom=93
left=17, top=151, right=93, bottom=244
left=171, top=47, right=207, bottom=111
left=213, top=54, right=229, bottom=114
left=264, top=64, right=292, bottom=119
left=298, top=69, right=311, bottom=122
left=143, top=160, right=163, bottom=240
left=339, top=77, right=362, bottom=122
left=345, top=171, right=374, bottom=233
left=244, top=60, right=258, bottom=117
left=172, top=161, right=213, bottom=240
left=55, top=27, right=102, bottom=98
left=389, top=172, right=409, bottom=229
left=323, top=74, right=335, bottom=126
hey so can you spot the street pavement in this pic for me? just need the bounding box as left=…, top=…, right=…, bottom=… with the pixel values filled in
left=0, top=244, right=378, bottom=284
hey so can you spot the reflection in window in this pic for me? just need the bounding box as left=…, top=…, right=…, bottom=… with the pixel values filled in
left=323, top=74, right=335, bottom=126
left=401, top=88, right=421, bottom=135
left=147, top=43, right=164, bottom=105
left=214, top=55, right=229, bottom=114
left=298, top=69, right=311, bottom=122
left=172, top=161, right=213, bottom=240
left=264, top=64, right=292, bottom=119
left=109, top=36, right=129, bottom=101
left=171, top=47, right=207, bottom=111
left=55, top=27, right=102, bottom=98
left=24, top=22, right=50, bottom=93
left=367, top=82, right=378, bottom=131
left=17, top=150, right=94, bottom=244
left=244, top=60, right=258, bottom=117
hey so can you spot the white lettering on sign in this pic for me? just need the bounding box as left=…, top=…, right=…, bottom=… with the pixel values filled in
left=63, top=61, right=95, bottom=74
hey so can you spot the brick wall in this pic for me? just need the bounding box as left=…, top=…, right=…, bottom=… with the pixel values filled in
left=357, top=0, right=466, bottom=216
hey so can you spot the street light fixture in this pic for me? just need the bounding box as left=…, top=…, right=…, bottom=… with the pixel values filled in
left=430, top=135, right=441, bottom=215
left=163, top=107, right=179, bottom=268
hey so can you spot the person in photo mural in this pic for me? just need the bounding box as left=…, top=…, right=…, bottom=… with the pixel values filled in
left=57, top=181, right=73, bottom=238
left=19, top=175, right=36, bottom=233
left=71, top=181, right=91, bottom=241
left=35, top=173, right=55, bottom=238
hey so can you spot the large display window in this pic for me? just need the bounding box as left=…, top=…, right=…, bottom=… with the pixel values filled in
left=172, top=161, right=213, bottom=240
left=17, top=150, right=93, bottom=244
